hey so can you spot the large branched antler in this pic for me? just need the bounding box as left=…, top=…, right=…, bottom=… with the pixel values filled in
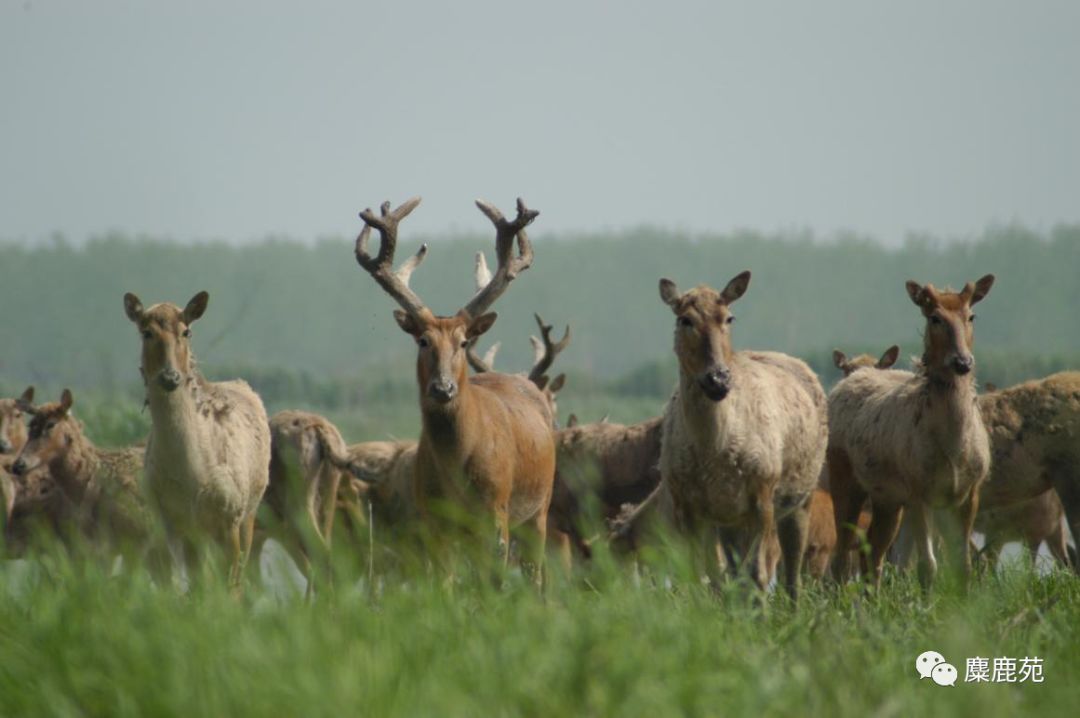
left=464, top=198, right=538, bottom=318
left=528, top=313, right=570, bottom=384
left=354, top=197, right=429, bottom=317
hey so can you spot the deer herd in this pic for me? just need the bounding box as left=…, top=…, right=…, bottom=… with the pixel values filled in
left=1, top=197, right=1078, bottom=602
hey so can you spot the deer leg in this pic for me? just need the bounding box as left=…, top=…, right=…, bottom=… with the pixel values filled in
left=227, top=521, right=245, bottom=595
left=489, top=503, right=511, bottom=588
left=318, top=465, right=342, bottom=545
left=958, top=491, right=979, bottom=583
left=746, top=488, right=776, bottom=593
left=528, top=505, right=549, bottom=591
left=866, top=502, right=904, bottom=590
left=777, top=498, right=811, bottom=602
left=908, top=503, right=938, bottom=589
left=1049, top=469, right=1080, bottom=576
left=1046, top=520, right=1071, bottom=570
left=829, top=448, right=867, bottom=583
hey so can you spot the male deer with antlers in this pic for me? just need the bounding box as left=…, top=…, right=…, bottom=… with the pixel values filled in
left=353, top=197, right=556, bottom=586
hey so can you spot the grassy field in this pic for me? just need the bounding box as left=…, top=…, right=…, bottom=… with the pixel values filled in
left=0, top=537, right=1077, bottom=717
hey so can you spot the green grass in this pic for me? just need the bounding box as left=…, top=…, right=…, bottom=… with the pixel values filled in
left=1, top=539, right=1077, bottom=717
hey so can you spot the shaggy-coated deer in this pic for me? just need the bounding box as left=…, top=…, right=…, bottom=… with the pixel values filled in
left=1, top=388, right=34, bottom=531
left=353, top=197, right=556, bottom=585
left=11, top=388, right=155, bottom=561
left=124, top=291, right=271, bottom=590
left=977, top=371, right=1080, bottom=573
left=658, top=271, right=828, bottom=600
left=829, top=275, right=995, bottom=588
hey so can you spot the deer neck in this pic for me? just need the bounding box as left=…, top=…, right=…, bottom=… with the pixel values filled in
left=677, top=367, right=736, bottom=440
left=920, top=366, right=981, bottom=441
left=420, top=385, right=478, bottom=460
left=145, top=375, right=208, bottom=461
left=50, top=428, right=102, bottom=504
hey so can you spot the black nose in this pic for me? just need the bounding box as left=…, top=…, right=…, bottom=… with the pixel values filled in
left=953, top=356, right=973, bottom=375
left=699, top=368, right=732, bottom=401
left=158, top=369, right=182, bottom=391
left=11, top=458, right=27, bottom=476
left=428, top=381, right=457, bottom=404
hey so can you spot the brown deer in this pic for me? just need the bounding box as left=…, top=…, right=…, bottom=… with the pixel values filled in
left=353, top=197, right=556, bottom=585
left=10, top=388, right=156, bottom=561
left=977, top=371, right=1080, bottom=572
left=265, top=409, right=355, bottom=583
left=658, top=271, right=828, bottom=599
left=464, top=307, right=581, bottom=569
left=124, top=290, right=271, bottom=589
left=829, top=275, right=995, bottom=588
left=975, top=489, right=1072, bottom=570
left=811, top=346, right=899, bottom=580
left=558, top=416, right=664, bottom=550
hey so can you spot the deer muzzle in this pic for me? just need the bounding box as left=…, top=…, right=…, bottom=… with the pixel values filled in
left=11, top=457, right=29, bottom=476
left=428, top=379, right=458, bottom=404
left=698, top=366, right=732, bottom=401
left=0, top=438, right=12, bottom=454
left=950, top=353, right=974, bottom=375
left=157, top=368, right=183, bottom=392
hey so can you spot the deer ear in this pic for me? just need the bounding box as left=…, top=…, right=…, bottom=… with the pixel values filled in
left=183, top=291, right=209, bottom=324
left=832, top=350, right=847, bottom=370
left=878, top=345, right=900, bottom=369
left=59, top=388, right=73, bottom=414
left=969, top=274, right=995, bottom=306
left=548, top=374, right=566, bottom=394
left=566, top=413, right=579, bottom=428
left=467, top=312, right=498, bottom=339
left=393, top=310, right=423, bottom=337
left=719, top=270, right=751, bottom=305
left=534, top=375, right=550, bottom=391
left=16, top=386, right=35, bottom=413
left=905, top=280, right=937, bottom=311
left=659, top=279, right=681, bottom=309
left=124, top=293, right=144, bottom=323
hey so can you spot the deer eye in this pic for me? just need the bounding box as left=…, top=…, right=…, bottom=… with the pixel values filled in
left=417, top=337, right=430, bottom=349
left=726, top=316, right=736, bottom=325
left=677, top=316, right=693, bottom=328
left=142, top=329, right=153, bottom=340
left=929, top=316, right=943, bottom=326
left=969, top=314, right=976, bottom=322
left=182, top=328, right=192, bottom=338
left=45, top=421, right=55, bottom=432
left=460, top=340, right=469, bottom=348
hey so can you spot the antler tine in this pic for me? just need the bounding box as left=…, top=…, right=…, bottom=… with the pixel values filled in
left=528, top=312, right=571, bottom=383
left=354, top=196, right=428, bottom=317
left=473, top=251, right=492, bottom=293
left=464, top=197, right=538, bottom=317
left=395, top=243, right=429, bottom=286
left=466, top=340, right=500, bottom=374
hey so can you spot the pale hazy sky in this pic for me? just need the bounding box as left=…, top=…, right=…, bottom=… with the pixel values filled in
left=2, top=0, right=1078, bottom=244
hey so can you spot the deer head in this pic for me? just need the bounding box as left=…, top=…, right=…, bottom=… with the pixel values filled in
left=905, top=275, right=994, bottom=381
left=832, top=345, right=900, bottom=377
left=0, top=387, right=33, bottom=455
left=124, top=291, right=208, bottom=393
left=11, top=388, right=75, bottom=477
left=355, top=197, right=538, bottom=409
left=659, top=270, right=751, bottom=401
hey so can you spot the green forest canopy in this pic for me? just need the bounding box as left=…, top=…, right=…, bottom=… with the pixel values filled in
left=1, top=224, right=1077, bottom=402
